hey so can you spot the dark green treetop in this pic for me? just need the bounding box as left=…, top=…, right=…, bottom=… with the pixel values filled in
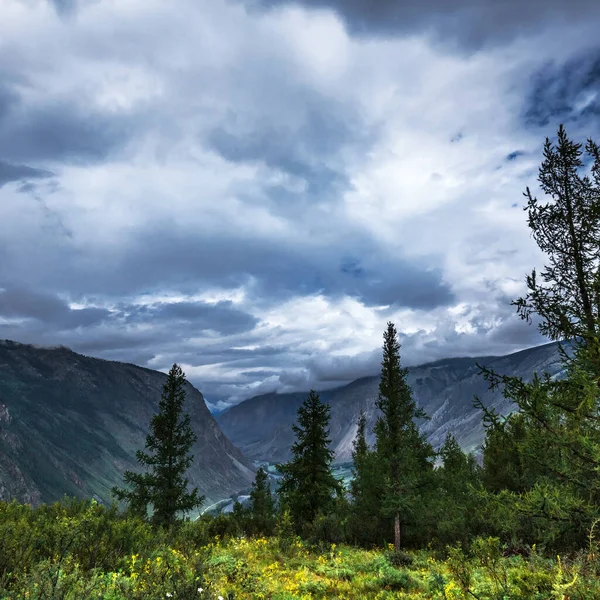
left=113, top=363, right=204, bottom=528
left=277, top=389, right=342, bottom=533
left=248, top=466, right=275, bottom=536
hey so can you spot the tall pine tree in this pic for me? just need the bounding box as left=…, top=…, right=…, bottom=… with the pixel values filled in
left=113, top=363, right=204, bottom=528
left=475, top=127, right=600, bottom=549
left=277, top=390, right=342, bottom=534
left=374, top=322, right=435, bottom=550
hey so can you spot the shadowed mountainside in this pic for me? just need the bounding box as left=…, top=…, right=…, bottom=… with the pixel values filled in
left=0, top=341, right=255, bottom=507
left=216, top=341, right=567, bottom=463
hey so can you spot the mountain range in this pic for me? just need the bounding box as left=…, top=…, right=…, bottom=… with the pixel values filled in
left=0, top=338, right=570, bottom=509
left=0, top=340, right=254, bottom=508
left=216, top=341, right=567, bottom=464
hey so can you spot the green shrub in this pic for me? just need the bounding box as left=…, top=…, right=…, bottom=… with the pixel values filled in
left=385, top=549, right=414, bottom=567
left=374, top=566, right=414, bottom=591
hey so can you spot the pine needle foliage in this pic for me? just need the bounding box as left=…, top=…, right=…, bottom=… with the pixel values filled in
left=113, top=363, right=204, bottom=528
left=277, top=390, right=342, bottom=534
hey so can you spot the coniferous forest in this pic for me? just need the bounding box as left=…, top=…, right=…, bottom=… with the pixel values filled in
left=3, top=126, right=600, bottom=598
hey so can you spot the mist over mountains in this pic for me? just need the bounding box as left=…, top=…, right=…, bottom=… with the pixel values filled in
left=216, top=341, right=567, bottom=463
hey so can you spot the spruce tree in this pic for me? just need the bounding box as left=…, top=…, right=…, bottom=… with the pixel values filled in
left=349, top=410, right=385, bottom=546
left=277, top=390, right=342, bottom=534
left=248, top=466, right=275, bottom=536
left=435, top=433, right=482, bottom=546
left=113, top=363, right=204, bottom=527
left=374, top=322, right=435, bottom=550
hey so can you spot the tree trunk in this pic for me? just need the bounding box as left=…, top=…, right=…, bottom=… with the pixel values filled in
left=394, top=512, right=401, bottom=551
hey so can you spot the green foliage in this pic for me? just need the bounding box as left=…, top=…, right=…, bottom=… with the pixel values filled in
left=305, top=496, right=351, bottom=545
left=4, top=502, right=600, bottom=600
left=0, top=498, right=151, bottom=575
left=512, top=124, right=600, bottom=344
left=350, top=410, right=369, bottom=502
left=474, top=127, right=600, bottom=552
left=349, top=411, right=388, bottom=546
left=247, top=467, right=276, bottom=536
left=206, top=513, right=244, bottom=540
left=275, top=508, right=296, bottom=552
left=385, top=549, right=414, bottom=568
left=277, top=390, right=342, bottom=534
left=113, top=363, right=204, bottom=528
left=434, top=433, right=484, bottom=547
left=374, top=321, right=436, bottom=549
left=481, top=412, right=530, bottom=493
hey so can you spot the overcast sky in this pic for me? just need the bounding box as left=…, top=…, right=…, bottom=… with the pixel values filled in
left=1, top=0, right=599, bottom=410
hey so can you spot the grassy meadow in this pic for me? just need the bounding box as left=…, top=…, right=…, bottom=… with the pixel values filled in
left=1, top=498, right=600, bottom=600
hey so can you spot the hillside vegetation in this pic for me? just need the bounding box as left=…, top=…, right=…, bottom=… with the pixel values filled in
left=1, top=499, right=599, bottom=599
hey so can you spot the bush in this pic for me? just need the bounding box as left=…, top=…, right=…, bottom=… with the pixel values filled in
left=385, top=549, right=414, bottom=568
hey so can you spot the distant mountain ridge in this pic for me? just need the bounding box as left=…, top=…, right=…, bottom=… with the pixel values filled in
left=0, top=340, right=255, bottom=507
left=216, top=341, right=567, bottom=463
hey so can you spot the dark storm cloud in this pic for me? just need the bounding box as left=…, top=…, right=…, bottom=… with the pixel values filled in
left=238, top=369, right=280, bottom=378
left=81, top=230, right=455, bottom=311
left=207, top=93, right=372, bottom=197
left=0, top=286, right=110, bottom=329
left=247, top=0, right=600, bottom=48
left=0, top=72, right=140, bottom=166
left=0, top=99, right=136, bottom=165
left=11, top=213, right=454, bottom=311
left=0, top=162, right=54, bottom=188
left=122, top=300, right=259, bottom=335
left=487, top=314, right=546, bottom=348
left=209, top=127, right=346, bottom=197
left=0, top=292, right=261, bottom=372
left=524, top=51, right=600, bottom=129
left=355, top=265, right=453, bottom=310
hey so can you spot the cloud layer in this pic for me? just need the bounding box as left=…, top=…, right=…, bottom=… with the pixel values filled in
left=0, top=0, right=598, bottom=410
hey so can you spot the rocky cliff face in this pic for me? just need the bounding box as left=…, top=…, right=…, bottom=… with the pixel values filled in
left=216, top=342, right=567, bottom=463
left=0, top=341, right=255, bottom=507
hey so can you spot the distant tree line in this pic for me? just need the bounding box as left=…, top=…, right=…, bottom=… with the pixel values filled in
left=115, top=125, right=600, bottom=556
